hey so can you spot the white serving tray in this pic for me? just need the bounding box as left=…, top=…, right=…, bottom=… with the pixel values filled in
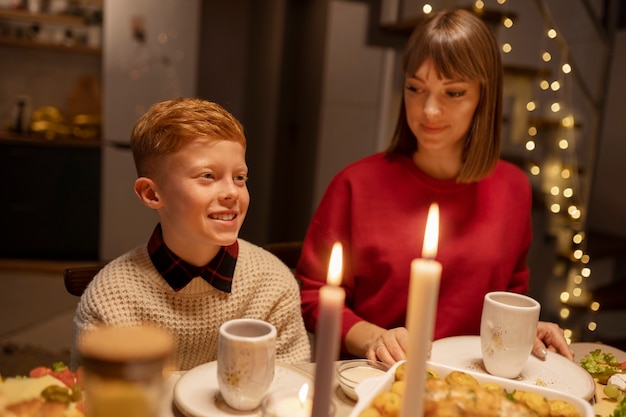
left=348, top=360, right=594, bottom=417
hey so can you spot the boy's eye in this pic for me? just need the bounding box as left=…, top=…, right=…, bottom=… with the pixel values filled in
left=234, top=174, right=248, bottom=184
left=202, top=173, right=215, bottom=180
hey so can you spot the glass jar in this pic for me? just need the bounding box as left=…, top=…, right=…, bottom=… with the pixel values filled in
left=78, top=325, right=174, bottom=417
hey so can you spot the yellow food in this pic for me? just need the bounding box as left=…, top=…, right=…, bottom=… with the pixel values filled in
left=549, top=399, right=580, bottom=417
left=512, top=390, right=550, bottom=417
left=444, top=370, right=479, bottom=387
left=370, top=391, right=402, bottom=417
left=357, top=363, right=581, bottom=417
left=390, top=380, right=405, bottom=396
left=394, top=364, right=406, bottom=381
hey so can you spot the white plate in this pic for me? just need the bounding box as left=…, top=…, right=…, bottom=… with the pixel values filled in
left=173, top=361, right=313, bottom=417
left=348, top=360, right=594, bottom=417
left=431, top=335, right=596, bottom=401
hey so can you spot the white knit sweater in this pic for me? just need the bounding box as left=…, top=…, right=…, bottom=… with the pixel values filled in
left=71, top=239, right=311, bottom=370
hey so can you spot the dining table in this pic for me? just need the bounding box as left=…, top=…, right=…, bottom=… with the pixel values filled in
left=159, top=343, right=625, bottom=417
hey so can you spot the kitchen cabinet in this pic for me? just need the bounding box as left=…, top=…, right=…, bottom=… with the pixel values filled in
left=0, top=2, right=102, bottom=260
left=0, top=132, right=101, bottom=260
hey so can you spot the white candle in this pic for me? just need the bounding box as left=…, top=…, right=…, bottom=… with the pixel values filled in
left=311, top=243, right=345, bottom=417
left=400, top=203, right=442, bottom=417
left=272, top=384, right=312, bottom=417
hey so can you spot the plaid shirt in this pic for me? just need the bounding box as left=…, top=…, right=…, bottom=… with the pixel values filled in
left=147, top=224, right=237, bottom=293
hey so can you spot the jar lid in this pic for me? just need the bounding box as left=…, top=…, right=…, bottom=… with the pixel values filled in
left=79, top=325, right=174, bottom=376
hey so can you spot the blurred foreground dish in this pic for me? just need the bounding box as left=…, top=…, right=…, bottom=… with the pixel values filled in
left=78, top=325, right=174, bottom=417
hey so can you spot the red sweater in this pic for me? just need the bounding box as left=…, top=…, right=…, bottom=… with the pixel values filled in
left=297, top=153, right=531, bottom=354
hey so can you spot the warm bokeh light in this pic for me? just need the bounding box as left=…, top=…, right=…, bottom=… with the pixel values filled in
left=562, top=115, right=574, bottom=127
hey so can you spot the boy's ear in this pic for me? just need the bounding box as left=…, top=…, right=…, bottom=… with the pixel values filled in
left=134, top=177, right=162, bottom=209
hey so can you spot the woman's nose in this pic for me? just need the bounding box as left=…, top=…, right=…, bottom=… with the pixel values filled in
left=423, top=93, right=441, bottom=117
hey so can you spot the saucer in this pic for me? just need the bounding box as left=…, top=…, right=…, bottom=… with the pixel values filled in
left=173, top=361, right=313, bottom=417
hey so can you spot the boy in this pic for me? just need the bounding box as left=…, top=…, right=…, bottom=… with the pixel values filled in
left=71, top=98, right=311, bottom=370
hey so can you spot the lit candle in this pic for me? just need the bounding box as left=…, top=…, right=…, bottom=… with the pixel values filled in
left=273, top=384, right=312, bottom=417
left=399, top=203, right=442, bottom=417
left=311, top=242, right=345, bottom=417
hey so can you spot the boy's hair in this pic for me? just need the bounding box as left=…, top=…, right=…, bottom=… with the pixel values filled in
left=130, top=98, right=246, bottom=177
left=386, top=9, right=502, bottom=183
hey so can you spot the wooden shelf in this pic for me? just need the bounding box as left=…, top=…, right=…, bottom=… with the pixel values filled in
left=0, top=35, right=100, bottom=54
left=0, top=9, right=86, bottom=26
left=0, top=130, right=101, bottom=148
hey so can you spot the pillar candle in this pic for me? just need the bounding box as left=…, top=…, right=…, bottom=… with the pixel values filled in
left=311, top=242, right=345, bottom=417
left=400, top=203, right=442, bottom=417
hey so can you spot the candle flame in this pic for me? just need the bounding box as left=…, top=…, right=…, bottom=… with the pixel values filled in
left=298, top=383, right=309, bottom=404
left=422, top=203, right=439, bottom=258
left=327, top=242, right=343, bottom=286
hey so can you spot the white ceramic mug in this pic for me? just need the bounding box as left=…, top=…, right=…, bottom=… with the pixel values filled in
left=480, top=291, right=540, bottom=379
left=217, top=318, right=277, bottom=410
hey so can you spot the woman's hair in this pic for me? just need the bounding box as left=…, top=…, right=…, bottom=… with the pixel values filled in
left=386, top=9, right=503, bottom=183
left=130, top=97, right=246, bottom=177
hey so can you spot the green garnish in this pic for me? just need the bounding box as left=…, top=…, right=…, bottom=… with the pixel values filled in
left=580, top=349, right=620, bottom=376
left=52, top=361, right=68, bottom=372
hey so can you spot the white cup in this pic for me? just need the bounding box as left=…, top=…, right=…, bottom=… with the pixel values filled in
left=217, top=318, right=277, bottom=410
left=480, top=291, right=540, bottom=379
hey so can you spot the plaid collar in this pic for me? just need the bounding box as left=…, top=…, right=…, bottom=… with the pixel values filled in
left=147, top=224, right=237, bottom=293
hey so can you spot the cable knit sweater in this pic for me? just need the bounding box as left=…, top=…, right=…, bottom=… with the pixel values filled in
left=71, top=239, right=311, bottom=370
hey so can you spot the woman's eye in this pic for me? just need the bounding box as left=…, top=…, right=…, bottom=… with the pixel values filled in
left=447, top=90, right=466, bottom=98
left=405, top=84, right=419, bottom=93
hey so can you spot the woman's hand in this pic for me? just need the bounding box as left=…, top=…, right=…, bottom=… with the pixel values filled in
left=532, top=321, right=574, bottom=361
left=364, top=327, right=410, bottom=365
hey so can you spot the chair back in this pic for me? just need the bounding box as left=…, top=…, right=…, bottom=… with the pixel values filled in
left=63, top=265, right=104, bottom=296
left=262, top=241, right=303, bottom=270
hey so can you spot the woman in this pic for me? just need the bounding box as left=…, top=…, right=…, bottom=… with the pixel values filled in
left=297, top=9, right=573, bottom=365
